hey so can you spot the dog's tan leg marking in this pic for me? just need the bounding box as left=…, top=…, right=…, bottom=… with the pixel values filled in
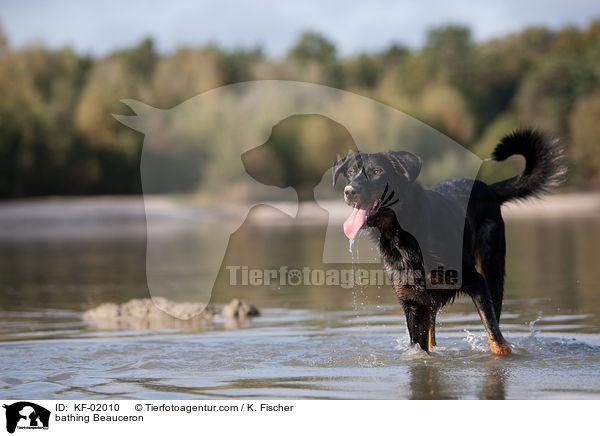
left=427, top=311, right=436, bottom=349
left=487, top=332, right=511, bottom=355
left=428, top=326, right=435, bottom=350
left=474, top=249, right=484, bottom=276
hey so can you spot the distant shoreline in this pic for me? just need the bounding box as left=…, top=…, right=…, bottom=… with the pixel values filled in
left=500, top=192, right=600, bottom=219
left=0, top=192, right=598, bottom=238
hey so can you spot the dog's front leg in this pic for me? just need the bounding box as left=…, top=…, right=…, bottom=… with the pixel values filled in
left=402, top=302, right=433, bottom=352
left=428, top=310, right=436, bottom=349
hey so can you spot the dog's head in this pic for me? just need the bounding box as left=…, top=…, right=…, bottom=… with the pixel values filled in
left=332, top=150, right=422, bottom=239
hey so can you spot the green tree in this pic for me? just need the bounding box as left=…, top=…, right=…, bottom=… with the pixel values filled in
left=346, top=54, right=381, bottom=89
left=289, top=31, right=336, bottom=63
left=0, top=22, right=7, bottom=57
left=152, top=47, right=224, bottom=107
left=516, top=55, right=596, bottom=138
left=417, top=82, right=475, bottom=145
left=288, top=31, right=344, bottom=87
left=569, top=91, right=600, bottom=184
left=424, top=25, right=474, bottom=88
left=219, top=47, right=262, bottom=84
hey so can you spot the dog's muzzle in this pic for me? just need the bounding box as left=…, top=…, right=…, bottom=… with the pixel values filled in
left=344, top=185, right=361, bottom=205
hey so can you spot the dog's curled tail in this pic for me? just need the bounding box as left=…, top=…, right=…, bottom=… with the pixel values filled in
left=490, top=128, right=567, bottom=204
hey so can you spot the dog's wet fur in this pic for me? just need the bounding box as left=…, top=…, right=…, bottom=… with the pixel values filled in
left=333, top=129, right=566, bottom=355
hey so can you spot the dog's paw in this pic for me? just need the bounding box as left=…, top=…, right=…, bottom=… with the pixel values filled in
left=489, top=340, right=511, bottom=356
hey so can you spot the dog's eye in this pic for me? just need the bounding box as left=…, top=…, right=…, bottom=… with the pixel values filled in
left=373, top=168, right=383, bottom=176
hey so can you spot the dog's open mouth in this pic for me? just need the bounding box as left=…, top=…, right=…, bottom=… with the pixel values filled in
left=343, top=185, right=398, bottom=239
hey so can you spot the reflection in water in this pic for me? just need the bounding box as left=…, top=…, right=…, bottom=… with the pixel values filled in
left=479, top=368, right=507, bottom=400
left=409, top=364, right=453, bottom=400
left=408, top=364, right=505, bottom=400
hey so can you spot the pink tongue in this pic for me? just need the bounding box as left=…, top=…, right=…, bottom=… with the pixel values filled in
left=343, top=207, right=367, bottom=240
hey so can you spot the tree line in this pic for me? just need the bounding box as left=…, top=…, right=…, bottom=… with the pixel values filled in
left=1, top=20, right=599, bottom=197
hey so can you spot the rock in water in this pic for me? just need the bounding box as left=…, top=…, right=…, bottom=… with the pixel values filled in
left=83, top=297, right=259, bottom=330
left=221, top=299, right=260, bottom=319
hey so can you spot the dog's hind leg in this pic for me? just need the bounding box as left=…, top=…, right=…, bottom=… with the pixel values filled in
left=476, top=219, right=507, bottom=321
left=482, top=259, right=505, bottom=321
left=463, top=263, right=511, bottom=355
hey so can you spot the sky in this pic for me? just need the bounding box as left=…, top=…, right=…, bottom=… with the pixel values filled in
left=1, top=0, right=599, bottom=57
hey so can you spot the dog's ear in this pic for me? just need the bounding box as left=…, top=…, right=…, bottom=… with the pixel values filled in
left=332, top=154, right=350, bottom=186
left=387, top=150, right=422, bottom=183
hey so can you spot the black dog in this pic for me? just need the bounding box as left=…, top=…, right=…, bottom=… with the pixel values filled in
left=333, top=129, right=566, bottom=355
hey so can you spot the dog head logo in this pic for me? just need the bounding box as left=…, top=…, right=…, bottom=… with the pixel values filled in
left=3, top=402, right=50, bottom=434
left=114, top=80, right=482, bottom=314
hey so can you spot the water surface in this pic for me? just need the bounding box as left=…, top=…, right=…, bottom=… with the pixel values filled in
left=1, top=200, right=599, bottom=399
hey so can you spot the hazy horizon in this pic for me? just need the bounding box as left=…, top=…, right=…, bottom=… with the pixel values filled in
left=1, top=0, right=599, bottom=57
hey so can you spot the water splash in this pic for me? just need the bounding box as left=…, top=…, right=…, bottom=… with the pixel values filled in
left=349, top=231, right=369, bottom=322
left=529, top=313, right=543, bottom=336
left=526, top=312, right=544, bottom=351
left=349, top=236, right=359, bottom=314
left=394, top=336, right=430, bottom=358
left=463, top=329, right=489, bottom=352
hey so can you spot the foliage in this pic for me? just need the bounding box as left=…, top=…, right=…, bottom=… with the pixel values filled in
left=1, top=21, right=600, bottom=197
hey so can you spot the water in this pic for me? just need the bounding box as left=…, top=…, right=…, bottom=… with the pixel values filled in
left=1, top=199, right=599, bottom=399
